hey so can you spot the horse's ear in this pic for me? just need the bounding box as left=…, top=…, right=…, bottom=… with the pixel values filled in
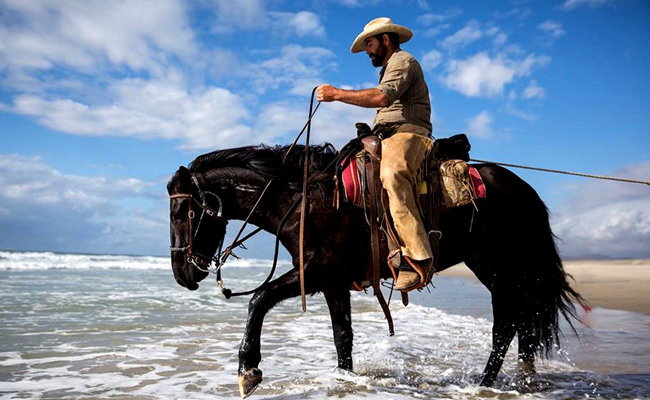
left=178, top=166, right=191, bottom=189
left=179, top=165, right=190, bottom=177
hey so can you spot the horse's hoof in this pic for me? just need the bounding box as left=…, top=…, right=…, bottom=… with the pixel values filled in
left=334, top=366, right=357, bottom=375
left=479, top=374, right=495, bottom=387
left=516, top=361, right=536, bottom=379
left=332, top=367, right=356, bottom=378
left=238, top=368, right=263, bottom=399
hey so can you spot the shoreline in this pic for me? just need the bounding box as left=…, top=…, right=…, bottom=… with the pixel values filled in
left=438, top=259, right=650, bottom=315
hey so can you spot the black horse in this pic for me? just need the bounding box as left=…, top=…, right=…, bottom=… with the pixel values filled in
left=167, top=143, right=585, bottom=398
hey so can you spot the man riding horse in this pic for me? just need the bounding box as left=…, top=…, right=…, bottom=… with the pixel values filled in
left=317, top=17, right=434, bottom=292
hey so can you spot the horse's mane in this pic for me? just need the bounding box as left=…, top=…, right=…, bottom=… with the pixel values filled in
left=189, top=143, right=338, bottom=185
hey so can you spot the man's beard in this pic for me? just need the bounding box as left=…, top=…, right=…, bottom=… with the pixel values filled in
left=369, top=42, right=387, bottom=67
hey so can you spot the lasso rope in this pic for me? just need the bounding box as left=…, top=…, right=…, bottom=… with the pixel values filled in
left=470, top=158, right=650, bottom=186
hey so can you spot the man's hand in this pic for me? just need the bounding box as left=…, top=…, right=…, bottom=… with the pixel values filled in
left=317, top=84, right=338, bottom=102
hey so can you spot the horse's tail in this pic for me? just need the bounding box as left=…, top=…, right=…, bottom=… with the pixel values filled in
left=478, top=164, right=588, bottom=359
left=532, top=206, right=588, bottom=358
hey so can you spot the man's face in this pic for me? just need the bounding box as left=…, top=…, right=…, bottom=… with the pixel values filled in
left=365, top=36, right=387, bottom=67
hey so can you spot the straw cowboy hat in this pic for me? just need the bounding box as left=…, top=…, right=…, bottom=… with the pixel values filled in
left=350, top=17, right=413, bottom=53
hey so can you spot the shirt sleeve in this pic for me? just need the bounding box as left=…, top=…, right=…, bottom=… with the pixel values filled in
left=376, top=55, right=415, bottom=105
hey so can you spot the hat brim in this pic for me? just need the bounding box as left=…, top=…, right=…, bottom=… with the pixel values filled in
left=350, top=24, right=413, bottom=53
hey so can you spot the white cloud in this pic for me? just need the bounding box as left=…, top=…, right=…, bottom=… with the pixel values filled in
left=538, top=20, right=566, bottom=44
left=330, top=0, right=380, bottom=7
left=254, top=102, right=309, bottom=144
left=2, top=41, right=337, bottom=150
left=440, top=21, right=508, bottom=52
left=269, top=11, right=325, bottom=38
left=441, top=21, right=483, bottom=51
left=210, top=45, right=335, bottom=95
left=208, top=48, right=247, bottom=82
left=290, top=11, right=325, bottom=37
left=211, top=2, right=325, bottom=38
left=441, top=52, right=550, bottom=98
left=0, top=153, right=165, bottom=255
left=255, top=100, right=375, bottom=149
left=561, top=161, right=650, bottom=211
left=466, top=110, right=493, bottom=139
left=311, top=102, right=377, bottom=148
left=0, top=0, right=196, bottom=75
left=505, top=103, right=537, bottom=121
left=422, top=50, right=443, bottom=70
left=0, top=1, right=336, bottom=151
left=493, top=7, right=533, bottom=21
left=423, top=23, right=451, bottom=38
left=561, top=0, right=612, bottom=10
left=0, top=154, right=151, bottom=208
left=414, top=0, right=430, bottom=10
left=490, top=30, right=509, bottom=48
left=255, top=45, right=336, bottom=95
left=522, top=79, right=546, bottom=99
left=553, top=161, right=650, bottom=258
left=6, top=73, right=253, bottom=151
left=211, top=0, right=267, bottom=30
left=418, top=8, right=464, bottom=25
left=334, top=0, right=361, bottom=5
left=539, top=20, right=566, bottom=38
left=418, top=8, right=463, bottom=37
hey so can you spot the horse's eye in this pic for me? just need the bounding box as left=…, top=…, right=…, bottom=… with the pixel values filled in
left=171, top=213, right=183, bottom=223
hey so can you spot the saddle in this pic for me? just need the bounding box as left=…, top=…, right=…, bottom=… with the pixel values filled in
left=334, top=125, right=486, bottom=300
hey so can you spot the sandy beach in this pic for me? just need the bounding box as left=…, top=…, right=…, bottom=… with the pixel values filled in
left=439, top=259, right=650, bottom=315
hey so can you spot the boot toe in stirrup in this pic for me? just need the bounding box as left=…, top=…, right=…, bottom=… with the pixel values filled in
left=394, top=270, right=421, bottom=291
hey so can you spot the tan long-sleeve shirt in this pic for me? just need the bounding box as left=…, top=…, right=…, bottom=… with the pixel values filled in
left=373, top=49, right=432, bottom=136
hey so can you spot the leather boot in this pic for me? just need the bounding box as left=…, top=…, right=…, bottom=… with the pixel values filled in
left=394, top=269, right=420, bottom=291
left=394, top=257, right=433, bottom=291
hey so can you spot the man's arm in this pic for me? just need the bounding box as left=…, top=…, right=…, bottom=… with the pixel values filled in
left=317, top=84, right=389, bottom=108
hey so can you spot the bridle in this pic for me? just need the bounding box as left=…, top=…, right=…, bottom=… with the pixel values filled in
left=169, top=175, right=228, bottom=273
left=168, top=87, right=323, bottom=304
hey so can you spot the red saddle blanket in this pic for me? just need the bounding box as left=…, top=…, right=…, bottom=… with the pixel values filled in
left=341, top=158, right=486, bottom=208
left=470, top=165, right=487, bottom=198
left=341, top=156, right=363, bottom=206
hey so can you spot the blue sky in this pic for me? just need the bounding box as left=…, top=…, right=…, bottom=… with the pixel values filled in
left=0, top=0, right=648, bottom=259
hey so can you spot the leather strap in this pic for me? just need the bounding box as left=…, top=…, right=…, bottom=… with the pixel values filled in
left=298, top=88, right=318, bottom=312
left=427, top=158, right=441, bottom=273
left=364, top=143, right=381, bottom=294
left=381, top=184, right=409, bottom=306
left=362, top=136, right=395, bottom=336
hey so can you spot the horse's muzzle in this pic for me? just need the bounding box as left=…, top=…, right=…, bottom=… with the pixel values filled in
left=175, top=276, right=199, bottom=291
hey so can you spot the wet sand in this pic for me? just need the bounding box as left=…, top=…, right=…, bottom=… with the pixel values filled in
left=439, top=259, right=650, bottom=315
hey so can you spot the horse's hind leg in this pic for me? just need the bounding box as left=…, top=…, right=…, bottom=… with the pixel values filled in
left=480, top=298, right=517, bottom=387
left=464, top=258, right=518, bottom=386
left=516, top=320, right=537, bottom=379
left=324, top=288, right=353, bottom=371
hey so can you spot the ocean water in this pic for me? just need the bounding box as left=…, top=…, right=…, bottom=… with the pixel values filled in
left=0, top=251, right=648, bottom=399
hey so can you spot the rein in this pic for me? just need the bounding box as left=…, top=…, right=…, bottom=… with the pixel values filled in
left=219, top=196, right=303, bottom=299
left=298, top=87, right=317, bottom=311
left=216, top=89, right=322, bottom=267
left=170, top=90, right=397, bottom=333
left=171, top=88, right=323, bottom=302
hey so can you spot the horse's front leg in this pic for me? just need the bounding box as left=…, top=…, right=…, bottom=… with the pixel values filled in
left=324, top=288, right=353, bottom=371
left=238, top=267, right=320, bottom=398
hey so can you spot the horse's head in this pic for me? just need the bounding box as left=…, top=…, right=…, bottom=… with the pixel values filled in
left=167, top=166, right=228, bottom=290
